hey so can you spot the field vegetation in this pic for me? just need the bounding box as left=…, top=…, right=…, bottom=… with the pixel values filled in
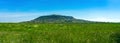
left=0, top=23, right=120, bottom=43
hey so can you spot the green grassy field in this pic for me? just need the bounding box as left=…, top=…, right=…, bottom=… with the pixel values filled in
left=0, top=23, right=120, bottom=43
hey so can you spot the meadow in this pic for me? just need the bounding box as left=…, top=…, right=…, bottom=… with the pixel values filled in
left=0, top=23, right=120, bottom=43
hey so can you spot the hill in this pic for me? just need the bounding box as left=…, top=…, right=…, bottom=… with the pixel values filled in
left=26, top=14, right=92, bottom=23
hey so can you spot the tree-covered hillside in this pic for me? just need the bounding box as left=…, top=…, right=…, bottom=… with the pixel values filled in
left=26, top=14, right=92, bottom=23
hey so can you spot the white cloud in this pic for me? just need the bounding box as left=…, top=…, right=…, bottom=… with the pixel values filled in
left=0, top=12, right=41, bottom=22
left=85, top=17, right=120, bottom=22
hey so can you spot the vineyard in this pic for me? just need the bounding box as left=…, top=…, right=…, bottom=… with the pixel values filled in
left=0, top=23, right=120, bottom=43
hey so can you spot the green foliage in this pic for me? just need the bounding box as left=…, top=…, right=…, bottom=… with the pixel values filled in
left=110, top=31, right=120, bottom=43
left=0, top=23, right=120, bottom=43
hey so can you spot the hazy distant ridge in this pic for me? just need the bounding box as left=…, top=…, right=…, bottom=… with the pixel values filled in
left=26, top=14, right=95, bottom=23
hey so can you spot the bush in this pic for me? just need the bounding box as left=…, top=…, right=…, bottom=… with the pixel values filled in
left=110, top=31, right=120, bottom=43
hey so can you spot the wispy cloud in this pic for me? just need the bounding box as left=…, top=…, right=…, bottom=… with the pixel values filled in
left=0, top=9, right=120, bottom=22
left=0, top=12, right=41, bottom=22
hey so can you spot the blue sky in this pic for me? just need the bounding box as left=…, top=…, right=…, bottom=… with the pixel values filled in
left=0, top=0, right=120, bottom=22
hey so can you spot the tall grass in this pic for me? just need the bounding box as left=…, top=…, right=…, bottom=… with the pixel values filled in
left=0, top=23, right=120, bottom=43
